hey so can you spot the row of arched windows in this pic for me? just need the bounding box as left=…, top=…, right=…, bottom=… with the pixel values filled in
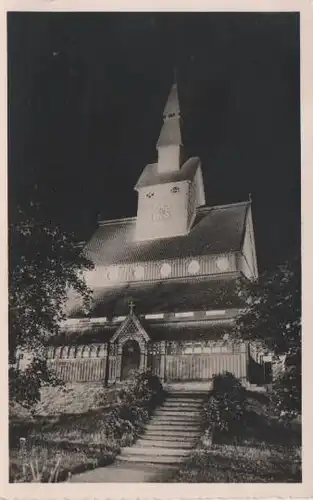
left=47, top=344, right=107, bottom=360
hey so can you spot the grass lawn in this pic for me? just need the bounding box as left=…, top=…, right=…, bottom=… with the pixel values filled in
left=163, top=444, right=301, bottom=482
left=10, top=442, right=116, bottom=483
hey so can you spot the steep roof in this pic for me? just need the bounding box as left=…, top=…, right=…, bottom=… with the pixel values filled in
left=156, top=117, right=182, bottom=148
left=67, top=274, right=243, bottom=318
left=162, top=83, right=180, bottom=118
left=135, top=156, right=199, bottom=190
left=83, top=201, right=250, bottom=266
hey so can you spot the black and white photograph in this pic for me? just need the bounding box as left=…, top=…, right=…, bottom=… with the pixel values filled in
left=7, top=9, right=304, bottom=486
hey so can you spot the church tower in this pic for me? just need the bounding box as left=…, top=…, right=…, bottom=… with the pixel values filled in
left=134, top=82, right=206, bottom=241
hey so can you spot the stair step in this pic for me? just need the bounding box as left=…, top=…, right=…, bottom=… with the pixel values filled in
left=166, top=397, right=204, bottom=401
left=160, top=406, right=202, bottom=413
left=166, top=396, right=204, bottom=401
left=162, top=402, right=203, bottom=407
left=153, top=414, right=202, bottom=421
left=164, top=396, right=203, bottom=401
left=122, top=446, right=190, bottom=457
left=136, top=439, right=194, bottom=449
left=151, top=412, right=202, bottom=422
left=151, top=420, right=202, bottom=426
left=166, top=391, right=208, bottom=396
left=117, top=454, right=187, bottom=465
left=140, top=432, right=199, bottom=442
left=145, top=423, right=201, bottom=432
left=143, top=429, right=201, bottom=439
left=155, top=410, right=202, bottom=416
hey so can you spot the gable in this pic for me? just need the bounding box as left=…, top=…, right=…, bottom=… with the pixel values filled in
left=110, top=314, right=150, bottom=344
left=239, top=204, right=258, bottom=279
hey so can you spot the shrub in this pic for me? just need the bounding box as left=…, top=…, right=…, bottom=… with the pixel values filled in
left=212, top=372, right=243, bottom=393
left=105, top=370, right=164, bottom=443
left=270, top=365, right=301, bottom=423
left=117, top=370, right=164, bottom=411
left=205, top=372, right=247, bottom=435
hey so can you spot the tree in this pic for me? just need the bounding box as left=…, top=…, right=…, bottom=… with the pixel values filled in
left=234, top=255, right=301, bottom=418
left=9, top=202, right=94, bottom=408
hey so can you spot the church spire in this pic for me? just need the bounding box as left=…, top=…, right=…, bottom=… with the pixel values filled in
left=156, top=81, right=183, bottom=172
left=162, top=82, right=181, bottom=121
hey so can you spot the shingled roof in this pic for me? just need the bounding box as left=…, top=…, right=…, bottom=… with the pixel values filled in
left=67, top=274, right=243, bottom=318
left=84, top=201, right=249, bottom=266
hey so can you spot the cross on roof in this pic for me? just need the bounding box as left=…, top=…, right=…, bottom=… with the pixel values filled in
left=128, top=300, right=135, bottom=315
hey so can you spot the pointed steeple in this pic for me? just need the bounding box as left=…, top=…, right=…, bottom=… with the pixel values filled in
left=157, top=82, right=183, bottom=172
left=163, top=82, right=180, bottom=119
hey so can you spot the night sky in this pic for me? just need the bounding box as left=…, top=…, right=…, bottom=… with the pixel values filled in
left=8, top=12, right=300, bottom=273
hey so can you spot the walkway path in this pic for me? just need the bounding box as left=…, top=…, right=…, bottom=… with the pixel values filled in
left=69, top=461, right=177, bottom=482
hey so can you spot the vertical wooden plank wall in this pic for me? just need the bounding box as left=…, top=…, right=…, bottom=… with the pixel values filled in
left=165, top=352, right=247, bottom=381
left=49, top=358, right=107, bottom=382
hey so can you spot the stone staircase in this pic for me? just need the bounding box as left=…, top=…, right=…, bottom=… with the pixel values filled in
left=117, top=391, right=205, bottom=465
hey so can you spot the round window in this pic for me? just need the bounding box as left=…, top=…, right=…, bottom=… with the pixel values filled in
left=107, top=266, right=119, bottom=281
left=188, top=259, right=200, bottom=274
left=160, top=263, right=172, bottom=278
left=134, top=265, right=145, bottom=280
left=216, top=257, right=230, bottom=272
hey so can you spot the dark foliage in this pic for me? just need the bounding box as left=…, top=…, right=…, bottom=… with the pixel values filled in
left=234, top=255, right=301, bottom=358
left=9, top=359, right=63, bottom=409
left=234, top=256, right=301, bottom=419
left=9, top=202, right=94, bottom=407
left=205, top=372, right=247, bottom=435
left=270, top=365, right=301, bottom=422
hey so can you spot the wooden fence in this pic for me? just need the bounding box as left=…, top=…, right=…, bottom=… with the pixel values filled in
left=48, top=358, right=107, bottom=383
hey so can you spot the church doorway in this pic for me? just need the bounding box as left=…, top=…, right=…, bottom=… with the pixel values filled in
left=121, top=339, right=141, bottom=380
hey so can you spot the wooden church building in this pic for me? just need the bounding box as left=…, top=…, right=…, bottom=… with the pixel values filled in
left=48, top=82, right=260, bottom=385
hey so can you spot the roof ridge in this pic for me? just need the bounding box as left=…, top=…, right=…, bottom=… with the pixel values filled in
left=197, top=200, right=251, bottom=213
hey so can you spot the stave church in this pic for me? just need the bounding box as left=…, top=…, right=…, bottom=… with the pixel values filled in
left=47, top=81, right=265, bottom=386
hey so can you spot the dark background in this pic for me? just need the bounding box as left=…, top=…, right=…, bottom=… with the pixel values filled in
left=8, top=12, right=300, bottom=273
